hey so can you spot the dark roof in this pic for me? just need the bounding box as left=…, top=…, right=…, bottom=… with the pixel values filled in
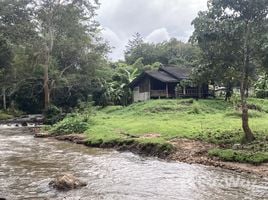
left=146, top=70, right=178, bottom=82
left=159, top=66, right=191, bottom=80
left=129, top=65, right=192, bottom=88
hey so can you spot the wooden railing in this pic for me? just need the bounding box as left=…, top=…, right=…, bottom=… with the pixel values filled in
left=177, top=89, right=198, bottom=97
left=176, top=89, right=209, bottom=97
left=150, top=90, right=167, bottom=97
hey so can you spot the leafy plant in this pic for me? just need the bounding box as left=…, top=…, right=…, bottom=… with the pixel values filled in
left=50, top=114, right=89, bottom=135
left=43, top=105, right=63, bottom=125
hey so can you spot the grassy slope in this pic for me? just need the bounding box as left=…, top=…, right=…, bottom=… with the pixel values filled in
left=50, top=98, right=268, bottom=164
left=87, top=99, right=268, bottom=143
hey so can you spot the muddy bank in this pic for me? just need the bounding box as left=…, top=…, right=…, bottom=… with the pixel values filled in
left=35, top=133, right=173, bottom=158
left=35, top=132, right=268, bottom=177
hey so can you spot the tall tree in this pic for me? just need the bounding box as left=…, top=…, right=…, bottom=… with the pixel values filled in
left=191, top=0, right=268, bottom=142
left=0, top=0, right=109, bottom=112
left=35, top=0, right=101, bottom=110
left=125, top=35, right=200, bottom=67
left=0, top=36, right=13, bottom=110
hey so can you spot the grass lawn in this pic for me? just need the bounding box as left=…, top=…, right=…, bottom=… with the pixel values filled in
left=86, top=98, right=268, bottom=143
left=49, top=98, right=268, bottom=164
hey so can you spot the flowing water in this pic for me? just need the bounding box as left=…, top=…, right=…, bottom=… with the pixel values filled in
left=0, top=127, right=268, bottom=200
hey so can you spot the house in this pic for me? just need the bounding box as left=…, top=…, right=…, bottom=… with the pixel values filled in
left=129, top=65, right=209, bottom=102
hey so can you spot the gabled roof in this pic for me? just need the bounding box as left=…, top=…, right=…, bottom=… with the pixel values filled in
left=159, top=66, right=191, bottom=80
left=129, top=65, right=192, bottom=88
left=146, top=70, right=178, bottom=83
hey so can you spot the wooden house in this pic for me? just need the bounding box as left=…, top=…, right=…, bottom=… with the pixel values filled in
left=129, top=66, right=209, bottom=102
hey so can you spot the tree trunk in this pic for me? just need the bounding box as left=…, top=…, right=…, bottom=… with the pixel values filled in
left=44, top=22, right=54, bottom=111
left=198, top=84, right=202, bottom=99
left=240, top=22, right=255, bottom=142
left=213, top=84, right=216, bottom=98
left=240, top=82, right=255, bottom=142
left=44, top=57, right=50, bottom=111
left=2, top=87, right=6, bottom=110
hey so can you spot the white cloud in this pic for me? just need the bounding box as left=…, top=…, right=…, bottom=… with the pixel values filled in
left=96, top=0, right=208, bottom=60
left=145, top=28, right=170, bottom=43
left=100, top=27, right=128, bottom=61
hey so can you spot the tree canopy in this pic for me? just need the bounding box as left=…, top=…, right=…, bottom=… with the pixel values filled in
left=191, top=0, right=268, bottom=142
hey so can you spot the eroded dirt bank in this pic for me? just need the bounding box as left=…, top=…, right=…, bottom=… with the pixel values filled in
left=35, top=132, right=268, bottom=177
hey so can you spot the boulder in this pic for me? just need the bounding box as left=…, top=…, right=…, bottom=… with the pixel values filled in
left=49, top=173, right=87, bottom=190
left=34, top=132, right=51, bottom=138
left=21, top=122, right=28, bottom=127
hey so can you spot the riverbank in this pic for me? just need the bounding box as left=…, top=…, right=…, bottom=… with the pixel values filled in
left=43, top=98, right=268, bottom=176
left=3, top=127, right=268, bottom=200
left=35, top=132, right=268, bottom=177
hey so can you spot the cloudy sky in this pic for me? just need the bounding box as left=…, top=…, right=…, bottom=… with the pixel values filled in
left=96, top=0, right=208, bottom=61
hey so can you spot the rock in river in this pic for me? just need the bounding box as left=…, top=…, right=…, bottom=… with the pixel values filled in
left=49, top=173, right=87, bottom=190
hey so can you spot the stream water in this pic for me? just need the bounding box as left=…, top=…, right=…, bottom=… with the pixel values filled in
left=0, top=127, right=267, bottom=200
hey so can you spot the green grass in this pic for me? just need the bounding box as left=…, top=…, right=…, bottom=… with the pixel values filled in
left=49, top=98, right=268, bottom=164
left=209, top=148, right=268, bottom=165
left=87, top=99, right=268, bottom=143
left=0, top=110, right=14, bottom=120
left=49, top=114, right=89, bottom=135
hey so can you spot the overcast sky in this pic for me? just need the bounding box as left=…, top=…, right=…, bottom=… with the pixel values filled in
left=96, top=0, right=208, bottom=61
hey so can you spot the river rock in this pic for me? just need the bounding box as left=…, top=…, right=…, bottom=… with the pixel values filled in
left=49, top=173, right=87, bottom=190
left=21, top=122, right=28, bottom=127
left=34, top=132, right=51, bottom=138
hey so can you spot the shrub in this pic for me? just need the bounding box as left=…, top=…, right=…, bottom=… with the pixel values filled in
left=0, top=111, right=13, bottom=120
left=50, top=114, right=89, bottom=135
left=43, top=105, right=64, bottom=125
left=256, top=90, right=268, bottom=98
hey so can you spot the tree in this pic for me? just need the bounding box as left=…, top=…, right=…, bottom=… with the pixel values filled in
left=0, top=36, right=13, bottom=110
left=0, top=0, right=37, bottom=111
left=191, top=0, right=268, bottom=142
left=0, top=0, right=109, bottom=112
left=30, top=0, right=104, bottom=110
left=125, top=35, right=200, bottom=68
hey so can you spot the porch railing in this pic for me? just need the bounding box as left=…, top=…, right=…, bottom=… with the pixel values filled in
left=150, top=90, right=167, bottom=97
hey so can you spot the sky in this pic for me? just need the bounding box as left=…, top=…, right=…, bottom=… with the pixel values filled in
left=96, top=0, right=208, bottom=61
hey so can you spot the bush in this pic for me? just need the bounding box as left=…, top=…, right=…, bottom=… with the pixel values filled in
left=0, top=111, right=13, bottom=120
left=49, top=114, right=89, bottom=135
left=256, top=90, right=268, bottom=98
left=208, top=148, right=268, bottom=165
left=44, top=105, right=64, bottom=125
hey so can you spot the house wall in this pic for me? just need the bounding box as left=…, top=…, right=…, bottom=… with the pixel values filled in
left=133, top=89, right=150, bottom=102
left=133, top=77, right=150, bottom=102
left=139, top=77, right=150, bottom=92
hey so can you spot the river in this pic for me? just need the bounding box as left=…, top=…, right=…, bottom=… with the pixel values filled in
left=0, top=127, right=267, bottom=200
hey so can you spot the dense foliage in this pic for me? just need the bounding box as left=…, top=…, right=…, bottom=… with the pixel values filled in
left=125, top=33, right=200, bottom=67
left=0, top=0, right=109, bottom=113
left=191, top=0, right=268, bottom=142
